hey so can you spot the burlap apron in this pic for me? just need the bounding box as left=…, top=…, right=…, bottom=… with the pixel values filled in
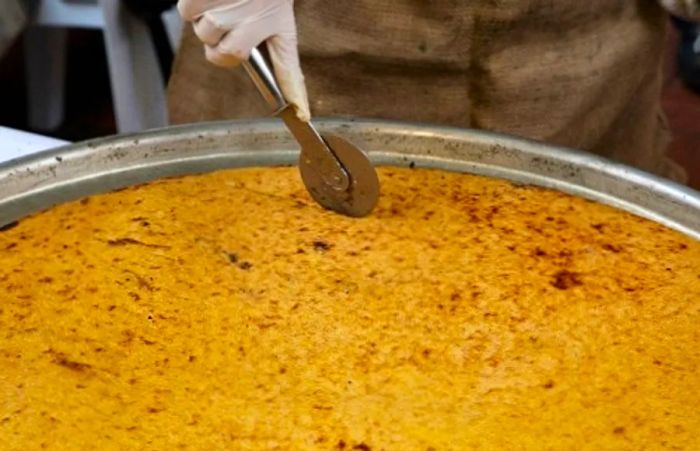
left=168, top=0, right=686, bottom=183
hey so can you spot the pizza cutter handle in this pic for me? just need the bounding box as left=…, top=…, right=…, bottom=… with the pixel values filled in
left=242, top=48, right=288, bottom=114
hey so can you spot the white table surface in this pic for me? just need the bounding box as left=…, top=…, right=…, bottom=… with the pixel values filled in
left=0, top=126, right=69, bottom=164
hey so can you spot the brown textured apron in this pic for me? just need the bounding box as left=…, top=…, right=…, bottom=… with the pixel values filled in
left=168, top=0, right=686, bottom=183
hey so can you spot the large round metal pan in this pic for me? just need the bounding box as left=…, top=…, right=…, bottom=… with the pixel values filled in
left=0, top=119, right=698, bottom=240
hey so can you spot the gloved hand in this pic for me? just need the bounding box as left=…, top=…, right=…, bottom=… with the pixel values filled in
left=177, top=0, right=310, bottom=122
left=659, top=0, right=700, bottom=21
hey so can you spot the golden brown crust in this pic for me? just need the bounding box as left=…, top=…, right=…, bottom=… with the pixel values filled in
left=1, top=167, right=699, bottom=449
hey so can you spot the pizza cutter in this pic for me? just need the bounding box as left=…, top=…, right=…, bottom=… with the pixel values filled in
left=242, top=48, right=379, bottom=217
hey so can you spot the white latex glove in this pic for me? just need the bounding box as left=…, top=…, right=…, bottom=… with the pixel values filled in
left=178, top=0, right=310, bottom=122
left=659, top=0, right=700, bottom=20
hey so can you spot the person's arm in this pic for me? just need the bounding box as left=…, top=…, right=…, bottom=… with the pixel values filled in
left=177, top=0, right=310, bottom=121
left=0, top=0, right=27, bottom=59
left=659, top=0, right=700, bottom=21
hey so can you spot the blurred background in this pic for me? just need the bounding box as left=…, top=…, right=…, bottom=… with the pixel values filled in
left=0, top=1, right=698, bottom=189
